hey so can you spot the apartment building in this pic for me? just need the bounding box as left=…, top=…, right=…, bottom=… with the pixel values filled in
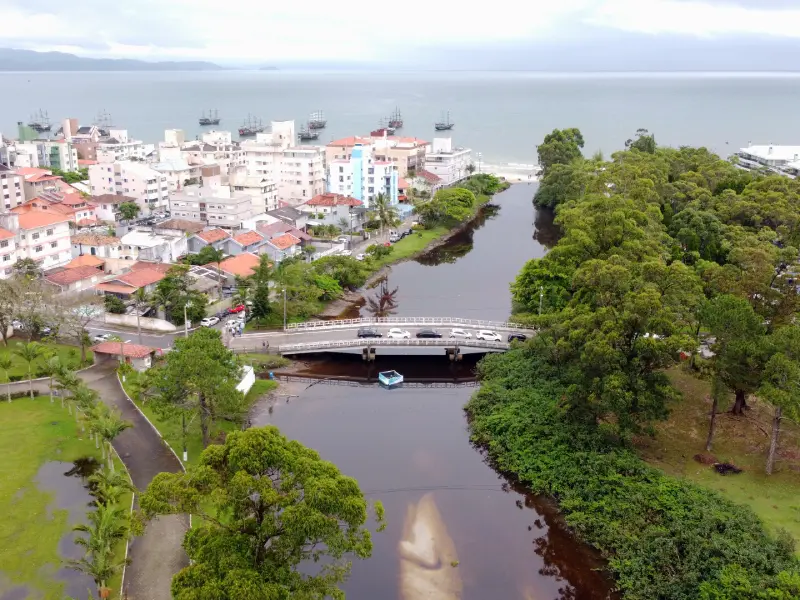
left=0, top=210, right=72, bottom=275
left=44, top=140, right=79, bottom=171
left=229, top=167, right=278, bottom=213
left=181, top=132, right=242, bottom=176
left=326, top=143, right=398, bottom=207
left=89, top=161, right=170, bottom=213
left=96, top=129, right=147, bottom=163
left=119, top=228, right=187, bottom=262
left=16, top=167, right=64, bottom=200
left=151, top=158, right=201, bottom=192
left=90, top=193, right=138, bottom=222
left=169, top=165, right=256, bottom=228
left=0, top=165, right=24, bottom=209
left=14, top=189, right=96, bottom=225
left=423, top=138, right=473, bottom=186
left=327, top=134, right=430, bottom=177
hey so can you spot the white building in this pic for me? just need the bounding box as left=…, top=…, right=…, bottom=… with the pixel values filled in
left=0, top=165, right=25, bottom=210
left=151, top=158, right=201, bottom=192
left=735, top=145, right=800, bottom=174
left=119, top=228, right=187, bottom=262
left=43, top=140, right=79, bottom=172
left=181, top=135, right=242, bottom=176
left=229, top=167, right=278, bottom=213
left=0, top=210, right=72, bottom=275
left=240, top=121, right=325, bottom=206
left=423, top=138, right=472, bottom=186
left=71, top=233, right=122, bottom=259
left=96, top=129, right=147, bottom=163
left=169, top=165, right=257, bottom=228
left=326, top=142, right=398, bottom=208
left=89, top=161, right=170, bottom=213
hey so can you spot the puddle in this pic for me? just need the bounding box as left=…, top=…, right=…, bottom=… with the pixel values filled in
left=0, top=573, right=39, bottom=600
left=34, top=458, right=101, bottom=599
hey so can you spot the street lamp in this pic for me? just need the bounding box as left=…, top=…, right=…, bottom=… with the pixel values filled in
left=539, top=286, right=544, bottom=316
left=283, top=288, right=287, bottom=331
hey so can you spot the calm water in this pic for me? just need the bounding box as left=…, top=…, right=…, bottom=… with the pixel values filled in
left=254, top=184, right=617, bottom=599
left=2, top=71, right=800, bottom=163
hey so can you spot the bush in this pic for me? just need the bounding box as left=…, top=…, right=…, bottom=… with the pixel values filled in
left=104, top=294, right=127, bottom=314
left=8, top=375, right=23, bottom=382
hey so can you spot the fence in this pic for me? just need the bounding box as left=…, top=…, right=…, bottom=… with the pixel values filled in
left=271, top=374, right=480, bottom=388
left=285, top=316, right=534, bottom=333
left=279, top=338, right=509, bottom=353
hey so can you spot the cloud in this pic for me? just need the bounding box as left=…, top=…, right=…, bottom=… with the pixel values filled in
left=1, top=0, right=800, bottom=63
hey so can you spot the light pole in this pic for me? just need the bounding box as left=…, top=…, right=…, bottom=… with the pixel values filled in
left=183, top=302, right=189, bottom=338
left=539, top=286, right=544, bottom=316
left=283, top=288, right=287, bottom=331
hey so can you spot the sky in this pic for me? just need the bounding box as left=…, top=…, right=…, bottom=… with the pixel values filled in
left=1, top=0, right=800, bottom=68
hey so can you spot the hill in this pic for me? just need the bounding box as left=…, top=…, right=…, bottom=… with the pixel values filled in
left=0, top=48, right=225, bottom=71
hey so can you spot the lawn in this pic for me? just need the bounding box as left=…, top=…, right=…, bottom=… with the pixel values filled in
left=366, top=226, right=450, bottom=270
left=122, top=371, right=277, bottom=467
left=0, top=341, right=89, bottom=383
left=635, top=366, right=800, bottom=543
left=0, top=395, right=130, bottom=599
left=235, top=353, right=290, bottom=371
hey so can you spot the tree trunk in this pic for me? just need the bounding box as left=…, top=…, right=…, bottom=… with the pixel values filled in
left=731, top=389, right=748, bottom=415
left=199, top=395, right=210, bottom=448
left=80, top=338, right=87, bottom=364
left=766, top=405, right=782, bottom=475
left=136, top=311, right=142, bottom=345
left=705, top=395, right=718, bottom=451
left=28, top=368, right=33, bottom=400
left=108, top=443, right=114, bottom=473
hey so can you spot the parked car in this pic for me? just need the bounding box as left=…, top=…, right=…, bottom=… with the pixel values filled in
left=387, top=328, right=411, bottom=339
left=40, top=326, right=53, bottom=336
left=508, top=333, right=528, bottom=343
left=229, top=304, right=245, bottom=314
left=476, top=330, right=502, bottom=342
left=214, top=310, right=228, bottom=319
left=389, top=232, right=400, bottom=243
left=355, top=253, right=366, bottom=261
left=357, top=327, right=382, bottom=338
left=201, top=316, right=220, bottom=327
left=416, top=329, right=442, bottom=339
left=11, top=320, right=23, bottom=330
left=336, top=236, right=349, bottom=244
left=449, top=328, right=472, bottom=339
left=92, top=333, right=113, bottom=343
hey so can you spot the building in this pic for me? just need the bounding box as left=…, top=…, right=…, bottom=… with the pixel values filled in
left=216, top=252, right=261, bottom=283
left=96, top=265, right=169, bottom=298
left=44, top=264, right=104, bottom=294
left=240, top=121, right=325, bottom=205
left=15, top=189, right=96, bottom=226
left=71, top=233, right=122, bottom=259
left=225, top=230, right=267, bottom=256
left=735, top=145, right=800, bottom=174
left=229, top=167, right=278, bottom=213
left=169, top=165, right=256, bottom=228
left=187, top=228, right=230, bottom=254
left=95, top=129, right=146, bottom=163
left=0, top=210, right=72, bottom=273
left=119, top=228, right=187, bottom=262
left=0, top=227, right=18, bottom=279
left=326, top=143, right=398, bottom=207
left=181, top=132, right=242, bottom=176
left=64, top=254, right=106, bottom=270
left=410, top=170, right=444, bottom=195
left=151, top=158, right=201, bottom=192
left=90, top=341, right=157, bottom=371
left=423, top=138, right=472, bottom=186
left=90, top=194, right=138, bottom=223
left=153, top=219, right=205, bottom=235
left=299, top=194, right=365, bottom=231
left=0, top=164, right=25, bottom=209
left=43, top=140, right=79, bottom=171
left=15, top=167, right=63, bottom=199
left=266, top=206, right=308, bottom=230
left=88, top=161, right=170, bottom=213
left=327, top=135, right=430, bottom=177
left=257, top=220, right=311, bottom=246
left=263, top=233, right=302, bottom=263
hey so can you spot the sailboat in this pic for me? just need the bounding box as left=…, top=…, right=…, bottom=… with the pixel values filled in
left=28, top=109, right=52, bottom=133
left=308, top=111, right=327, bottom=130
left=199, top=109, right=221, bottom=126
left=298, top=123, right=320, bottom=141
left=238, top=114, right=265, bottom=137
left=434, top=111, right=454, bottom=131
left=388, top=107, right=403, bottom=129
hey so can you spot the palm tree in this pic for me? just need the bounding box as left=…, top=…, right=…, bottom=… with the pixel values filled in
left=41, top=355, right=63, bottom=404
left=0, top=356, right=12, bottom=402
left=12, top=341, right=43, bottom=399
left=55, top=368, right=81, bottom=408
left=131, top=288, right=150, bottom=345
left=371, top=193, right=400, bottom=237
left=94, top=409, right=132, bottom=472
left=69, top=502, right=129, bottom=600
left=204, top=247, right=226, bottom=299
left=88, top=469, right=135, bottom=505
left=67, top=550, right=127, bottom=600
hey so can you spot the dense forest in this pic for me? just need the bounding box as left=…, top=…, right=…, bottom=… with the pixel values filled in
left=467, top=129, right=800, bottom=598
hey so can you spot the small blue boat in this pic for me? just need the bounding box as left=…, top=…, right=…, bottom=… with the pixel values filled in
left=378, top=370, right=404, bottom=387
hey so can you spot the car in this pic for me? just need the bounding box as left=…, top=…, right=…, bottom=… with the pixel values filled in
left=508, top=333, right=528, bottom=343
left=40, top=326, right=53, bottom=336
left=383, top=241, right=391, bottom=247
left=355, top=253, right=366, bottom=261
left=357, top=327, right=382, bottom=338
left=416, top=329, right=442, bottom=339
left=476, top=330, right=502, bottom=342
left=389, top=232, right=400, bottom=243
left=229, top=304, right=245, bottom=314
left=92, top=333, right=113, bottom=343
left=387, top=328, right=411, bottom=339
left=11, top=320, right=23, bottom=330
left=201, top=317, right=220, bottom=327
left=336, top=236, right=349, bottom=244
left=449, top=328, right=472, bottom=339
left=214, top=310, right=228, bottom=319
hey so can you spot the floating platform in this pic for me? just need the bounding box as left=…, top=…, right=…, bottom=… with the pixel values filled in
left=378, top=370, right=404, bottom=387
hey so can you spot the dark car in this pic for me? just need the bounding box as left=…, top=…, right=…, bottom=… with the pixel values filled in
left=357, top=327, right=382, bottom=338
left=416, top=329, right=442, bottom=339
left=508, top=333, right=528, bottom=343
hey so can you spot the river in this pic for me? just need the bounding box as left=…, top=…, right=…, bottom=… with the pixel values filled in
left=252, top=184, right=617, bottom=599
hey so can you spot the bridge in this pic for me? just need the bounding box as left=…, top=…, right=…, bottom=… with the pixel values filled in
left=230, top=316, right=535, bottom=356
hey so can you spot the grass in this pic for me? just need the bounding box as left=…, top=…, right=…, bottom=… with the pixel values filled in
left=0, top=341, right=90, bottom=383
left=0, top=395, right=131, bottom=599
left=122, top=371, right=278, bottom=467
left=365, top=226, right=450, bottom=270
left=635, top=366, right=800, bottom=543
left=236, top=354, right=290, bottom=370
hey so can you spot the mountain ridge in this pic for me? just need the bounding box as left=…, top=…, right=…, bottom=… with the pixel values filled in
left=0, top=48, right=225, bottom=71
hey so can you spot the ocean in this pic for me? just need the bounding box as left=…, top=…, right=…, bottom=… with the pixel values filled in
left=1, top=70, right=799, bottom=164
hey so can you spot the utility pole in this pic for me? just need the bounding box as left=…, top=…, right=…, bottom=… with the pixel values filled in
left=539, top=286, right=544, bottom=316
left=183, top=302, right=189, bottom=338
left=283, top=288, right=287, bottom=331
left=182, top=413, right=188, bottom=462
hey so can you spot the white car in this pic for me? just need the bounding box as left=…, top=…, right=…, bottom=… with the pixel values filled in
left=476, top=330, right=502, bottom=342
left=92, top=333, right=113, bottom=343
left=336, top=236, right=349, bottom=244
left=449, top=328, right=472, bottom=339
left=387, top=328, right=411, bottom=339
left=355, top=253, right=366, bottom=261
left=201, top=316, right=220, bottom=327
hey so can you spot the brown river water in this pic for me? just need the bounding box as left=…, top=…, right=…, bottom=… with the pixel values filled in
left=252, top=184, right=618, bottom=600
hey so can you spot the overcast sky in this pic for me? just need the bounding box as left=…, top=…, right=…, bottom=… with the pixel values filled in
left=1, top=0, right=800, bottom=67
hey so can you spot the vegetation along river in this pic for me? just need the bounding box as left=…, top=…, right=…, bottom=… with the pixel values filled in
left=252, top=184, right=617, bottom=599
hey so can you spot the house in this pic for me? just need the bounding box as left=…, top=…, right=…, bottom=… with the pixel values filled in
left=44, top=265, right=104, bottom=294
left=410, top=170, right=444, bottom=195
left=90, top=194, right=138, bottom=223
left=154, top=219, right=205, bottom=235
left=266, top=206, right=308, bottom=230
left=299, top=193, right=365, bottom=232
left=257, top=220, right=311, bottom=245
left=119, top=228, right=187, bottom=262
left=71, top=233, right=122, bottom=260
left=0, top=210, right=72, bottom=272
left=15, top=189, right=97, bottom=225
left=187, top=228, right=230, bottom=254
left=64, top=254, right=106, bottom=270
left=423, top=138, right=472, bottom=186
left=95, top=266, right=168, bottom=298
left=15, top=167, right=63, bottom=200
left=224, top=230, right=267, bottom=256
left=89, top=341, right=158, bottom=371
left=216, top=252, right=261, bottom=283
left=262, top=232, right=302, bottom=263
left=398, top=177, right=410, bottom=202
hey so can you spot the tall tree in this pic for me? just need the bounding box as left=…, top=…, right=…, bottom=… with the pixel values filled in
left=139, top=426, right=382, bottom=600
left=0, top=356, right=12, bottom=402
left=93, top=408, right=132, bottom=472
left=536, top=128, right=584, bottom=177
left=12, top=341, right=43, bottom=399
left=131, top=288, right=150, bottom=345
left=371, top=192, right=400, bottom=235
left=12, top=257, right=41, bottom=280
left=117, top=201, right=140, bottom=222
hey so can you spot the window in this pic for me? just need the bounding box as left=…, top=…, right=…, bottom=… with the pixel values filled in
left=31, top=233, right=39, bottom=240
left=2, top=255, right=8, bottom=262
left=368, top=187, right=374, bottom=193
left=34, top=245, right=42, bottom=253
left=50, top=241, right=57, bottom=249
left=0, top=241, right=7, bottom=248
left=368, top=168, right=374, bottom=175
left=46, top=229, right=53, bottom=236
left=339, top=166, right=343, bottom=173
left=339, top=176, right=343, bottom=182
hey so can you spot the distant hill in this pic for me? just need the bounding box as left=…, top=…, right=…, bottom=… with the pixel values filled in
left=0, top=48, right=225, bottom=71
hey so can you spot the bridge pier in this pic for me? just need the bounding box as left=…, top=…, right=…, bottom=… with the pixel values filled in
left=445, top=347, right=462, bottom=362
left=362, top=347, right=376, bottom=362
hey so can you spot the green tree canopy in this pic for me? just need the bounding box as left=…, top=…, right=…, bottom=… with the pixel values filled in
left=536, top=127, right=584, bottom=177
left=117, top=201, right=141, bottom=221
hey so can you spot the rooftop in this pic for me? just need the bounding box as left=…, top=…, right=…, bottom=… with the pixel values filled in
left=232, top=230, right=264, bottom=247
left=18, top=210, right=70, bottom=230
left=90, top=341, right=156, bottom=358
left=15, top=167, right=61, bottom=183
left=268, top=232, right=301, bottom=251
left=91, top=193, right=137, bottom=205
left=0, top=228, right=14, bottom=241
left=217, top=252, right=261, bottom=277
left=195, top=228, right=230, bottom=244
left=72, top=233, right=120, bottom=246
left=156, top=219, right=206, bottom=234
left=120, top=229, right=181, bottom=247
left=65, top=255, right=105, bottom=269
left=267, top=206, right=304, bottom=222
left=738, top=145, right=800, bottom=163
left=257, top=221, right=312, bottom=241
left=305, top=193, right=363, bottom=208
left=416, top=169, right=443, bottom=184
left=44, top=265, right=102, bottom=287
left=116, top=268, right=167, bottom=288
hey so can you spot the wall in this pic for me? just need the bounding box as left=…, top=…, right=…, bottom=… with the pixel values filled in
left=236, top=365, right=255, bottom=395
left=105, top=313, right=178, bottom=332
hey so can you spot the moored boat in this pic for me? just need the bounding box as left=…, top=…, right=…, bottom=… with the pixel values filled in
left=309, top=110, right=327, bottom=129
left=378, top=370, right=404, bottom=387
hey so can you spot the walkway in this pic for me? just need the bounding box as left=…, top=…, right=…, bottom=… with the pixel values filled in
left=278, top=338, right=509, bottom=355
left=7, top=362, right=188, bottom=600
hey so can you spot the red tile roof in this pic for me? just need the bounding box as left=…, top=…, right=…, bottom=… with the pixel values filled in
left=196, top=228, right=230, bottom=244
left=95, top=283, right=136, bottom=295
left=268, top=233, right=301, bottom=251
left=90, top=342, right=156, bottom=358
left=78, top=159, right=97, bottom=166
left=257, top=221, right=312, bottom=241
left=0, top=229, right=14, bottom=241
left=116, top=268, right=166, bottom=288
left=217, top=253, right=261, bottom=277
left=16, top=167, right=61, bottom=183
left=130, top=261, right=173, bottom=274
left=398, top=177, right=410, bottom=190
left=232, top=230, right=264, bottom=247
left=45, top=265, right=102, bottom=286
left=65, top=255, right=105, bottom=269
left=306, top=193, right=363, bottom=207
left=17, top=210, right=70, bottom=230
left=417, top=169, right=443, bottom=184
left=327, top=136, right=372, bottom=147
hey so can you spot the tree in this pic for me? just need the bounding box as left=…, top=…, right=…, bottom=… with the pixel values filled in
left=759, top=326, right=800, bottom=475
left=466, top=162, right=476, bottom=175
left=117, top=201, right=140, bottom=222
left=139, top=426, right=382, bottom=600
left=131, top=288, right=150, bottom=345
left=415, top=187, right=476, bottom=228
left=337, top=216, right=350, bottom=232
left=41, top=354, right=63, bottom=405
left=103, top=294, right=126, bottom=314
left=69, top=502, right=129, bottom=600
left=93, top=408, right=132, bottom=472
left=153, top=265, right=206, bottom=325
left=312, top=255, right=370, bottom=290
left=625, top=128, right=657, bottom=154
left=0, top=356, right=12, bottom=402
left=12, top=257, right=42, bottom=280
left=0, top=279, right=18, bottom=346
left=371, top=192, right=400, bottom=235
left=88, top=468, right=136, bottom=505
left=536, top=128, right=584, bottom=177
left=61, top=301, right=103, bottom=364
left=13, top=341, right=43, bottom=399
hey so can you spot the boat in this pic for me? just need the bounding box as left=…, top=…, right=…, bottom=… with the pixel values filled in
left=238, top=114, right=265, bottom=137
left=388, top=107, right=403, bottom=129
left=308, top=111, right=327, bottom=130
left=434, top=111, right=454, bottom=131
left=378, top=370, right=404, bottom=387
left=371, top=118, right=395, bottom=137
left=199, top=109, right=221, bottom=126
left=28, top=109, right=52, bottom=133
left=298, top=123, right=320, bottom=141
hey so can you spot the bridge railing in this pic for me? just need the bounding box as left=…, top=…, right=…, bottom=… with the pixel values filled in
left=285, top=316, right=534, bottom=332
left=279, top=338, right=509, bottom=353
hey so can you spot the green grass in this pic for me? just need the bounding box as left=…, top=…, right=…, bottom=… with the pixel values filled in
left=236, top=354, right=290, bottom=370
left=636, top=367, right=800, bottom=543
left=0, top=341, right=90, bottom=383
left=122, top=371, right=277, bottom=467
left=365, top=226, right=450, bottom=270
left=0, top=395, right=131, bottom=599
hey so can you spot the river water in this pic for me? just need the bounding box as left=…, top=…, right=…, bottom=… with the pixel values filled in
left=253, top=184, right=617, bottom=599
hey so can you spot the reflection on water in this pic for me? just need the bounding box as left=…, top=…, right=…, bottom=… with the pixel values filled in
left=366, top=276, right=400, bottom=318
left=415, top=204, right=500, bottom=268
left=533, top=207, right=560, bottom=249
